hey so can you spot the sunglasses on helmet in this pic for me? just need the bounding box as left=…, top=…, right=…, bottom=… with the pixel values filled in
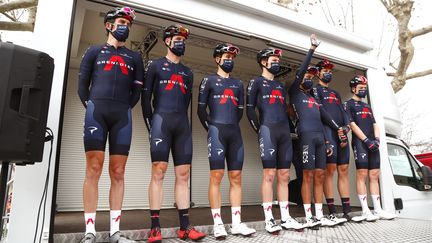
left=115, top=7, right=136, bottom=20
left=170, top=26, right=190, bottom=38
left=272, top=49, right=282, bottom=56
left=222, top=45, right=240, bottom=56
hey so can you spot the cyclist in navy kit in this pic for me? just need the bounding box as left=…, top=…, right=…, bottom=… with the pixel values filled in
left=247, top=47, right=304, bottom=234
left=198, top=43, right=256, bottom=239
left=345, top=75, right=397, bottom=222
left=142, top=24, right=206, bottom=242
left=78, top=7, right=142, bottom=243
left=288, top=34, right=342, bottom=228
left=312, top=59, right=350, bottom=224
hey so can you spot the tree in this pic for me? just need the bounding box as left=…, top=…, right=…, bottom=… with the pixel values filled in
left=380, top=0, right=432, bottom=93
left=0, top=0, right=38, bottom=31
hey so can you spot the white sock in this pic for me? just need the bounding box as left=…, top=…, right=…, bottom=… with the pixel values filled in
left=84, top=212, right=96, bottom=235
left=303, top=204, right=312, bottom=219
left=315, top=203, right=323, bottom=220
left=262, top=202, right=274, bottom=221
left=231, top=207, right=241, bottom=226
left=211, top=208, right=223, bottom=225
left=110, top=210, right=121, bottom=236
left=279, top=201, right=290, bottom=221
left=358, top=194, right=370, bottom=213
left=371, top=195, right=382, bottom=212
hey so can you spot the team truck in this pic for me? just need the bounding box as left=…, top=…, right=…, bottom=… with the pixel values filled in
left=3, top=0, right=432, bottom=242
left=415, top=152, right=432, bottom=168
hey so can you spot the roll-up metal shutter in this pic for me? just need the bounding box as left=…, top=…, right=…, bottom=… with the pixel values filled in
left=56, top=68, right=177, bottom=211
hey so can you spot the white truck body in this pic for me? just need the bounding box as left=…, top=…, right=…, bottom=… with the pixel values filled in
left=4, top=0, right=431, bottom=242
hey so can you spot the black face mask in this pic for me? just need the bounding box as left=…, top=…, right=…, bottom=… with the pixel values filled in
left=219, top=59, right=234, bottom=73
left=321, top=72, right=332, bottom=83
left=266, top=62, right=280, bottom=75
left=356, top=89, right=367, bottom=98
left=169, top=40, right=186, bottom=56
left=302, top=79, right=313, bottom=90
left=110, top=24, right=129, bottom=42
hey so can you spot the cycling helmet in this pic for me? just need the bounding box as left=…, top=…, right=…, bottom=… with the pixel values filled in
left=213, top=43, right=240, bottom=58
left=104, top=7, right=136, bottom=24
left=306, top=66, right=319, bottom=75
left=256, top=48, right=282, bottom=64
left=316, top=59, right=334, bottom=71
left=350, top=75, right=368, bottom=87
left=163, top=24, right=190, bottom=40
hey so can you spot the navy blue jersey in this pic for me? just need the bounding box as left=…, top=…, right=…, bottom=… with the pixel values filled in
left=197, top=74, right=244, bottom=129
left=288, top=49, right=339, bottom=134
left=312, top=84, right=349, bottom=126
left=78, top=44, right=144, bottom=107
left=142, top=57, right=194, bottom=130
left=246, top=76, right=290, bottom=132
left=344, top=99, right=376, bottom=137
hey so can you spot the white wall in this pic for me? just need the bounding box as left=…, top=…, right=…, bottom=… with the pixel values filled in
left=7, top=0, right=75, bottom=242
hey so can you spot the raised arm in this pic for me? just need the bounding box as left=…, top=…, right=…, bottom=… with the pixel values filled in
left=288, top=34, right=320, bottom=95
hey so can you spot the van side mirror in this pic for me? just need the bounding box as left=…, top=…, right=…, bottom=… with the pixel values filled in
left=421, top=166, right=432, bottom=190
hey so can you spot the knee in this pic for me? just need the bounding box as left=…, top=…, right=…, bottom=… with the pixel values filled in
left=315, top=170, right=325, bottom=182
left=263, top=170, right=276, bottom=183
left=357, top=171, right=368, bottom=181
left=303, top=171, right=314, bottom=183
left=109, top=166, right=125, bottom=182
left=369, top=170, right=380, bottom=181
left=211, top=171, right=225, bottom=184
left=152, top=165, right=167, bottom=182
left=326, top=165, right=336, bottom=176
left=229, top=171, right=242, bottom=185
left=338, top=165, right=349, bottom=177
left=277, top=170, right=289, bottom=184
left=86, top=161, right=103, bottom=179
left=177, top=168, right=190, bottom=181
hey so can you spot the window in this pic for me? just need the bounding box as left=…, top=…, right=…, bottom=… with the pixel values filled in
left=387, top=143, right=423, bottom=190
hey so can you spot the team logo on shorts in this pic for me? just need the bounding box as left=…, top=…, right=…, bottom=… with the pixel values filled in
left=302, top=145, right=309, bottom=163
left=269, top=149, right=275, bottom=156
left=154, top=138, right=163, bottom=146
left=216, top=148, right=224, bottom=156
left=207, top=137, right=212, bottom=157
left=88, top=126, right=98, bottom=135
left=259, top=138, right=265, bottom=157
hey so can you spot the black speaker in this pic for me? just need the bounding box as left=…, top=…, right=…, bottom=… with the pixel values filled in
left=0, top=42, right=54, bottom=163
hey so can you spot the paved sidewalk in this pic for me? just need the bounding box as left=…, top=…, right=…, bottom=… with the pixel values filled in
left=54, top=217, right=432, bottom=243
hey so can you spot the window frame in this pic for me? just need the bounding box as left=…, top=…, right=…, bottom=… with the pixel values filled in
left=387, top=142, right=424, bottom=190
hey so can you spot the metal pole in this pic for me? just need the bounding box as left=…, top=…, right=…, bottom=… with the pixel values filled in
left=0, top=161, right=10, bottom=240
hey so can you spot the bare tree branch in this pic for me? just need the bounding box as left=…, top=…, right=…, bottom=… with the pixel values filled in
left=319, top=0, right=333, bottom=25
left=380, top=0, right=417, bottom=93
left=1, top=11, right=16, bottom=21
left=406, top=69, right=432, bottom=80
left=0, top=0, right=37, bottom=13
left=324, top=0, right=336, bottom=26
left=387, top=72, right=396, bottom=76
left=0, top=20, right=33, bottom=31
left=350, top=0, right=354, bottom=32
left=411, top=24, right=432, bottom=38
